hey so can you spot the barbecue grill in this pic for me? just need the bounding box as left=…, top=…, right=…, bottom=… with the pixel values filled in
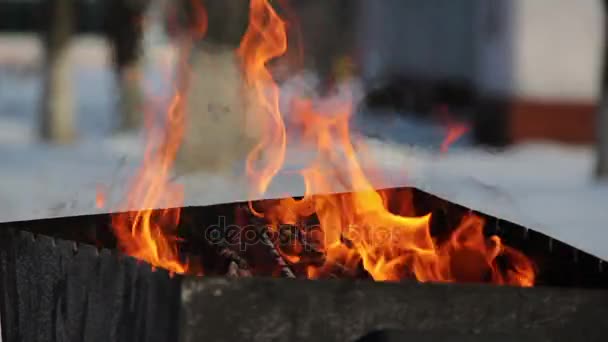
left=1, top=187, right=606, bottom=341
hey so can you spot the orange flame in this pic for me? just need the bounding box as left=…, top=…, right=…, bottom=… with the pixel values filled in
left=111, top=1, right=208, bottom=274
left=241, top=0, right=535, bottom=285
left=436, top=105, right=470, bottom=153
left=109, top=0, right=535, bottom=285
left=237, top=0, right=288, bottom=197
left=440, top=122, right=469, bottom=153
left=96, top=184, right=106, bottom=209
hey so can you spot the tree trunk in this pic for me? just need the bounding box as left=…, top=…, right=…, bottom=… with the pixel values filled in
left=597, top=97, right=608, bottom=179
left=116, top=63, right=144, bottom=131
left=176, top=45, right=252, bottom=175
left=105, top=0, right=149, bottom=131
left=596, top=0, right=608, bottom=178
left=175, top=0, right=253, bottom=175
left=40, top=0, right=75, bottom=143
left=294, top=0, right=356, bottom=93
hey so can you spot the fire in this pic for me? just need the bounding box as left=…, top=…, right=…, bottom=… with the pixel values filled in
left=111, top=1, right=208, bottom=274
left=240, top=1, right=535, bottom=285
left=441, top=122, right=469, bottom=153
left=435, top=105, right=470, bottom=153
left=109, top=0, right=535, bottom=285
left=237, top=0, right=288, bottom=197
left=96, top=184, right=106, bottom=209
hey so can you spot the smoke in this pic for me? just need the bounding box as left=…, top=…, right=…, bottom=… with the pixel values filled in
left=278, top=69, right=364, bottom=122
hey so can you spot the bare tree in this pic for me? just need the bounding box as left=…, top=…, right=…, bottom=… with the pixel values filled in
left=597, top=0, right=608, bottom=178
left=40, top=0, right=75, bottom=143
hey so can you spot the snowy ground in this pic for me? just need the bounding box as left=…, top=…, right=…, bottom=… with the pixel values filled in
left=1, top=34, right=607, bottom=263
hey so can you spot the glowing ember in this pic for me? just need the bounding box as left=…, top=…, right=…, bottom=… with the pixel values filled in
left=111, top=1, right=208, bottom=274
left=240, top=0, right=535, bottom=285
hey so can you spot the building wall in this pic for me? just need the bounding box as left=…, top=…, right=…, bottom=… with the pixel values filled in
left=358, top=0, right=476, bottom=85
left=513, top=0, right=603, bottom=102
left=474, top=0, right=515, bottom=97
left=476, top=0, right=603, bottom=102
left=474, top=0, right=604, bottom=145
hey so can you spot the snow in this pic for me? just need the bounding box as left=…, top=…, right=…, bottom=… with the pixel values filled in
left=1, top=34, right=608, bottom=264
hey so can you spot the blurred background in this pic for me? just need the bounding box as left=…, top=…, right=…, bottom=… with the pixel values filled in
left=0, top=0, right=607, bottom=257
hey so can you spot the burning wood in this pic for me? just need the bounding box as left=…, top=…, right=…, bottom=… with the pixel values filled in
left=257, top=224, right=296, bottom=278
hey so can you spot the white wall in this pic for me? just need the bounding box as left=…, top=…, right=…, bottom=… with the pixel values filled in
left=477, top=0, right=604, bottom=102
